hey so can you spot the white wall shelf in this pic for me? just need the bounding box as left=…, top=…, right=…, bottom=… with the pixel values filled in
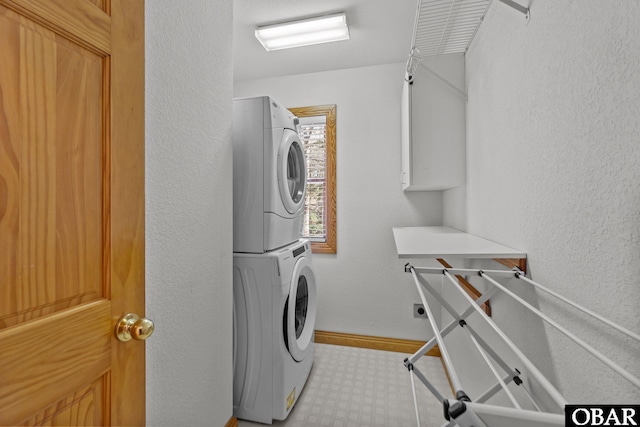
left=392, top=226, right=526, bottom=260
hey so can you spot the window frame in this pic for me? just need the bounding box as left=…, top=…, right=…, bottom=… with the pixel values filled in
left=289, top=105, right=337, bottom=254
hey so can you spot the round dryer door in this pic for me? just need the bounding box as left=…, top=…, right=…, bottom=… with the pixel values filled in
left=277, top=129, right=306, bottom=214
left=284, top=256, right=317, bottom=362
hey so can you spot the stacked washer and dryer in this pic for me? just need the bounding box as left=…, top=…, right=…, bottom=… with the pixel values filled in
left=232, top=96, right=318, bottom=424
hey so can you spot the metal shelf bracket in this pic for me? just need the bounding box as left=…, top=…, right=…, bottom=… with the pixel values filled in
left=497, top=0, right=530, bottom=21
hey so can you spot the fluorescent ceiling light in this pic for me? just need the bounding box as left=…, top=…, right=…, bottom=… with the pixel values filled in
left=255, top=13, right=350, bottom=51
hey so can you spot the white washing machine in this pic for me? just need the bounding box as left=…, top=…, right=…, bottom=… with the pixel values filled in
left=233, top=239, right=317, bottom=424
left=233, top=96, right=306, bottom=253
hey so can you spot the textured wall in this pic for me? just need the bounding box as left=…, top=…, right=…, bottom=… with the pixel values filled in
left=145, top=1, right=234, bottom=424
left=462, top=0, right=640, bottom=405
left=235, top=63, right=444, bottom=341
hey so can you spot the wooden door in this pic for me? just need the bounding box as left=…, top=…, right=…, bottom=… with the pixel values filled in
left=0, top=0, right=145, bottom=425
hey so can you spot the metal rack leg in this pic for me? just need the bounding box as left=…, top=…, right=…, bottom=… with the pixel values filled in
left=442, top=271, right=568, bottom=410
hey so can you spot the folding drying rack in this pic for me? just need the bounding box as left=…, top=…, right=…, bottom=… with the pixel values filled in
left=402, top=263, right=640, bottom=427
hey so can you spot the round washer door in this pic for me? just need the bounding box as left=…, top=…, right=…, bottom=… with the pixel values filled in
left=277, top=129, right=306, bottom=215
left=285, top=256, right=317, bottom=362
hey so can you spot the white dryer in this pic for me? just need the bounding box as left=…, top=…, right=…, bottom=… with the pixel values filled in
left=233, top=239, right=317, bottom=424
left=233, top=96, right=306, bottom=253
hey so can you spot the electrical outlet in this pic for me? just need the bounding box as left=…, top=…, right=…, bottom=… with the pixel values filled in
left=413, top=303, right=428, bottom=318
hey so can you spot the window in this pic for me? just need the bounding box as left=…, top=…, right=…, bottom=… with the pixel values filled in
left=288, top=105, right=337, bottom=254
left=297, top=116, right=326, bottom=240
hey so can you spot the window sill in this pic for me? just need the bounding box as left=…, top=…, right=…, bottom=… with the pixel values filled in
left=311, top=240, right=336, bottom=254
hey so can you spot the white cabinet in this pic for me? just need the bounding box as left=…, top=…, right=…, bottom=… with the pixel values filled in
left=401, top=54, right=466, bottom=191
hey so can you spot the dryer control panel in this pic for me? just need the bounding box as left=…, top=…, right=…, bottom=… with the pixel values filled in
left=292, top=245, right=306, bottom=258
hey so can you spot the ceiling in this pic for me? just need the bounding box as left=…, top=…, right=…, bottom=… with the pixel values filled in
left=233, top=0, right=417, bottom=81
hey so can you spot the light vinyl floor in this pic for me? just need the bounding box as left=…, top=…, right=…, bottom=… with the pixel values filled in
left=238, top=343, right=452, bottom=427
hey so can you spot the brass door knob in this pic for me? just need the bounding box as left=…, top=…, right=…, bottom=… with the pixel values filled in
left=115, top=313, right=154, bottom=342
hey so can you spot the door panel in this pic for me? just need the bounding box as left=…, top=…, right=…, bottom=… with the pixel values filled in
left=1, top=0, right=111, bottom=54
left=22, top=376, right=106, bottom=426
left=0, top=301, right=111, bottom=424
left=0, top=6, right=103, bottom=329
left=0, top=0, right=144, bottom=425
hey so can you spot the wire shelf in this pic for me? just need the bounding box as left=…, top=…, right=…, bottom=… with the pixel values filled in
left=410, top=0, right=492, bottom=58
